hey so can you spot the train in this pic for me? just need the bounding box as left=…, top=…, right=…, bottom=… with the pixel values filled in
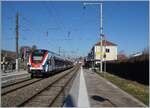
left=27, top=49, right=73, bottom=78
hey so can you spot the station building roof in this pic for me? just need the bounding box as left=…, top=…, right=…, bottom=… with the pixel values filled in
left=95, top=40, right=117, bottom=46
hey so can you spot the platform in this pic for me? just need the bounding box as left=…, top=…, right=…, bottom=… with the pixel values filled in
left=1, top=70, right=30, bottom=87
left=83, top=69, right=146, bottom=107
left=65, top=66, right=146, bottom=107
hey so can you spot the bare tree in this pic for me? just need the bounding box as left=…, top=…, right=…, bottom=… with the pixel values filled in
left=31, top=45, right=37, bottom=51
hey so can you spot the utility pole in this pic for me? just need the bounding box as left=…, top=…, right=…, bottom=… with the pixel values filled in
left=2, top=56, right=5, bottom=72
left=16, top=12, right=19, bottom=72
left=59, top=47, right=61, bottom=56
left=100, top=3, right=103, bottom=73
left=62, top=49, right=65, bottom=57
left=83, top=2, right=104, bottom=73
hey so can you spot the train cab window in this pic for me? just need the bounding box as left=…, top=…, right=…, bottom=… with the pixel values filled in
left=32, top=55, right=43, bottom=64
left=31, top=50, right=47, bottom=64
left=33, top=56, right=43, bottom=60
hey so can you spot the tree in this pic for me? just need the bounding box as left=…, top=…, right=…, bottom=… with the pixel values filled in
left=31, top=45, right=37, bottom=51
left=19, top=46, right=31, bottom=61
left=117, top=50, right=127, bottom=61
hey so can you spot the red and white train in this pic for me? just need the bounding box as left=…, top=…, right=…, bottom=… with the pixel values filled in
left=27, top=49, right=73, bottom=78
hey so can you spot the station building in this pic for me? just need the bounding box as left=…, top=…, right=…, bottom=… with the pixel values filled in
left=87, top=40, right=117, bottom=67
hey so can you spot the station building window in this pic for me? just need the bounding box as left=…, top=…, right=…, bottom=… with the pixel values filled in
left=106, top=48, right=110, bottom=53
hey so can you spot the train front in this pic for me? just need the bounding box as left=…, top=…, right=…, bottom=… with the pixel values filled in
left=27, top=49, right=49, bottom=77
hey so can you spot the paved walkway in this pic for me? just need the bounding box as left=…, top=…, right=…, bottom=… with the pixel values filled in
left=83, top=69, right=146, bottom=107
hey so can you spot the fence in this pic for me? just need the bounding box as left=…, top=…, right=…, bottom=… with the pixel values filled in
left=1, top=59, right=27, bottom=73
left=106, top=54, right=149, bottom=85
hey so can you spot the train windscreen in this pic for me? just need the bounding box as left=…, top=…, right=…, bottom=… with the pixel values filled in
left=31, top=50, right=47, bottom=64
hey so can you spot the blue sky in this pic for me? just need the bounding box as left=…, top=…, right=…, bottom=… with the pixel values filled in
left=2, top=1, right=149, bottom=57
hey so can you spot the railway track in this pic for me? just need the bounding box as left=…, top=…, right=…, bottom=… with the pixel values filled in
left=1, top=73, right=31, bottom=88
left=2, top=78, right=43, bottom=95
left=1, top=65, right=80, bottom=107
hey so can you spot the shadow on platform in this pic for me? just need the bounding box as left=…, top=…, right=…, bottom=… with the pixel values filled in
left=91, top=95, right=117, bottom=106
left=63, top=95, right=75, bottom=107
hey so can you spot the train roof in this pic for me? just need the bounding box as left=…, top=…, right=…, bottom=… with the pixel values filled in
left=34, top=49, right=72, bottom=62
left=33, top=49, right=57, bottom=55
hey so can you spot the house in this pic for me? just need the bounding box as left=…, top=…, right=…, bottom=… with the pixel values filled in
left=1, top=50, right=16, bottom=63
left=87, top=40, right=117, bottom=67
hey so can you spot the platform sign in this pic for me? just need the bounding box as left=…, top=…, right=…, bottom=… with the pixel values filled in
left=96, top=52, right=105, bottom=55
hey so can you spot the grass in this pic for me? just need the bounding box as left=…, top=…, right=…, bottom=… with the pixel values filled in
left=96, top=71, right=149, bottom=106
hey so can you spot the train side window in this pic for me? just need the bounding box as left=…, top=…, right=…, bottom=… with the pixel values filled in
left=51, top=58, right=55, bottom=66
left=48, top=60, right=51, bottom=64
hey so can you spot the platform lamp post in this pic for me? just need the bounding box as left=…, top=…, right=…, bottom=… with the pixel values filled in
left=83, top=2, right=104, bottom=73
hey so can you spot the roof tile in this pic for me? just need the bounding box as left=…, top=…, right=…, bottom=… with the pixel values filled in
left=95, top=40, right=117, bottom=46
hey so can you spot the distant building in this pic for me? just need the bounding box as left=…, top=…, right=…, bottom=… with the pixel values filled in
left=1, top=50, right=16, bottom=59
left=130, top=52, right=143, bottom=58
left=87, top=40, right=117, bottom=67
left=78, top=57, right=85, bottom=65
left=1, top=50, right=16, bottom=64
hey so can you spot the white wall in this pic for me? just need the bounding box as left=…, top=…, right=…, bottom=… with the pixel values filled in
left=94, top=45, right=117, bottom=63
